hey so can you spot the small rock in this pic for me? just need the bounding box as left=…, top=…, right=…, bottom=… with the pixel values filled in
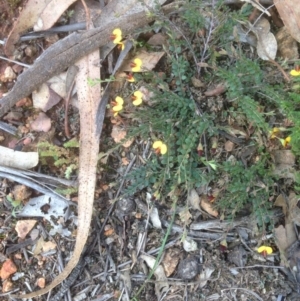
left=276, top=26, right=298, bottom=60
left=228, top=245, right=248, bottom=267
left=225, top=140, right=235, bottom=152
left=3, top=111, right=23, bottom=122
left=30, top=112, right=51, bottom=132
left=191, top=76, right=205, bottom=88
left=147, top=33, right=167, bottom=46
left=37, top=277, right=45, bottom=288
left=15, top=220, right=37, bottom=239
left=178, top=256, right=200, bottom=280
left=2, top=279, right=13, bottom=293
left=116, top=198, right=136, bottom=216
left=3, top=66, right=16, bottom=81
left=25, top=45, right=37, bottom=57
left=0, top=259, right=17, bottom=280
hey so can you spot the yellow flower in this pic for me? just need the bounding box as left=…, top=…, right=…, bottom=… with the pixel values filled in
left=111, top=28, right=122, bottom=44
left=153, top=140, right=167, bottom=155
left=130, top=58, right=142, bottom=72
left=112, top=96, right=124, bottom=116
left=257, top=246, right=273, bottom=256
left=117, top=42, right=125, bottom=50
left=290, top=69, right=300, bottom=77
left=269, top=127, right=280, bottom=139
left=126, top=73, right=135, bottom=82
left=280, top=136, right=291, bottom=148
left=132, top=91, right=143, bottom=106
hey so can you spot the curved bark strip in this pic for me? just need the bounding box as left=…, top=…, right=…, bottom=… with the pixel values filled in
left=11, top=53, right=101, bottom=299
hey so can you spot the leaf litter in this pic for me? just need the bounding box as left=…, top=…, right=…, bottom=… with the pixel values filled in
left=0, top=0, right=300, bottom=300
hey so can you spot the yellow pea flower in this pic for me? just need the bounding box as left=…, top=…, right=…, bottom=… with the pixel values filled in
left=117, top=42, right=125, bottom=50
left=130, top=58, right=142, bottom=72
left=126, top=73, right=135, bottom=82
left=290, top=69, right=300, bottom=77
left=280, top=136, right=291, bottom=148
left=111, top=28, right=122, bottom=44
left=112, top=96, right=124, bottom=116
left=257, top=246, right=273, bottom=257
left=153, top=140, right=167, bottom=155
left=269, top=127, right=280, bottom=139
left=132, top=91, right=143, bottom=106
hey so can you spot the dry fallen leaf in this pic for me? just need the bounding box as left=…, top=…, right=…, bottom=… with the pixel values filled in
left=199, top=266, right=215, bottom=288
left=121, top=157, right=130, bottom=165
left=162, top=248, right=180, bottom=277
left=276, top=26, right=299, bottom=60
left=15, top=220, right=37, bottom=239
left=121, top=49, right=165, bottom=72
left=120, top=264, right=132, bottom=294
left=12, top=185, right=32, bottom=201
left=204, top=84, right=227, bottom=97
left=42, top=241, right=57, bottom=252
left=183, top=237, right=198, bottom=252
left=179, top=207, right=192, bottom=225
left=251, top=18, right=277, bottom=60
left=275, top=0, right=300, bottom=43
left=287, top=192, right=300, bottom=226
left=274, top=224, right=296, bottom=255
left=147, top=33, right=168, bottom=46
left=272, top=150, right=295, bottom=180
left=150, top=207, right=162, bottom=229
left=200, top=195, right=218, bottom=217
left=274, top=194, right=287, bottom=217
left=141, top=254, right=169, bottom=299
left=111, top=125, right=133, bottom=148
left=0, top=259, right=17, bottom=280
left=187, top=189, right=201, bottom=211
left=33, top=237, right=45, bottom=256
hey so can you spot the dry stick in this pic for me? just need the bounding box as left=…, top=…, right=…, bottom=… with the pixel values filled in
left=81, top=0, right=91, bottom=30
left=269, top=59, right=290, bottom=82
left=221, top=288, right=263, bottom=301
left=0, top=55, right=31, bottom=68
left=53, top=6, right=93, bottom=300
left=64, top=78, right=76, bottom=138
left=0, top=171, right=70, bottom=205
